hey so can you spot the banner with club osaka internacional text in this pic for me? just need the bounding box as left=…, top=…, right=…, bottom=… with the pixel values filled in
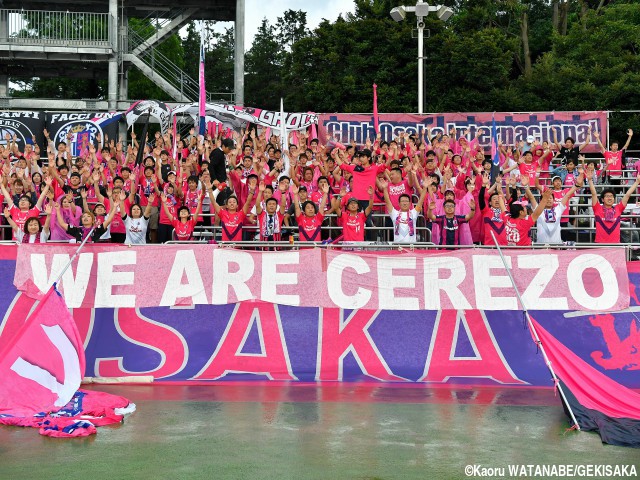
left=318, top=111, right=608, bottom=154
left=13, top=245, right=628, bottom=312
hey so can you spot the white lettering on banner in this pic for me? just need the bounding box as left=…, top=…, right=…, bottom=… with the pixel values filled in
left=160, top=250, right=208, bottom=306
left=327, top=254, right=372, bottom=309
left=519, top=254, right=568, bottom=310
left=212, top=249, right=255, bottom=304
left=567, top=254, right=618, bottom=310
left=423, top=257, right=472, bottom=309
left=473, top=255, right=517, bottom=310
left=30, top=253, right=93, bottom=308
left=260, top=252, right=300, bottom=305
left=10, top=325, right=81, bottom=406
left=95, top=251, right=136, bottom=308
left=16, top=247, right=628, bottom=310
left=377, top=257, right=419, bottom=310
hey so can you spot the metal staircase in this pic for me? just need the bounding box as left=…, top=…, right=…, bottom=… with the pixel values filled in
left=131, top=8, right=197, bottom=57
left=124, top=16, right=234, bottom=103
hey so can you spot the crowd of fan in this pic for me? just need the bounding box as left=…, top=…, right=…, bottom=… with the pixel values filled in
left=0, top=125, right=636, bottom=247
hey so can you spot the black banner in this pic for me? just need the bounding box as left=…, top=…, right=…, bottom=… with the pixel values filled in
left=0, top=111, right=46, bottom=153
left=45, top=112, right=121, bottom=156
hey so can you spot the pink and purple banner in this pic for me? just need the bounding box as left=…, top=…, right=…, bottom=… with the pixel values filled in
left=13, top=245, right=628, bottom=311
left=319, top=111, right=609, bottom=154
left=0, top=247, right=637, bottom=386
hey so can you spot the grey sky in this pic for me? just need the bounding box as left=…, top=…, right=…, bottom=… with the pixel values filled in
left=238, top=0, right=356, bottom=46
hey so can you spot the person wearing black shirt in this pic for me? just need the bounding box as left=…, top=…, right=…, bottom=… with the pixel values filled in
left=209, top=138, right=234, bottom=204
left=552, top=127, right=591, bottom=165
left=55, top=200, right=117, bottom=243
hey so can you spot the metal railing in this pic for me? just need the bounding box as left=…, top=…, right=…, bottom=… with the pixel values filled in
left=0, top=9, right=112, bottom=48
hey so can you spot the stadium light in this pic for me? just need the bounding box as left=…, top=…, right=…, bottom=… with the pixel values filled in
left=390, top=1, right=454, bottom=115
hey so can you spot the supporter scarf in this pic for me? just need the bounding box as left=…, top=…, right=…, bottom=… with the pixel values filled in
left=394, top=211, right=415, bottom=237
left=21, top=232, right=44, bottom=244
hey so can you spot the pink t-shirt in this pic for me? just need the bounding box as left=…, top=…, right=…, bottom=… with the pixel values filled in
left=593, top=202, right=625, bottom=243
left=387, top=180, right=414, bottom=210
left=604, top=151, right=623, bottom=177
left=9, top=206, right=40, bottom=240
left=505, top=215, right=534, bottom=246
left=340, top=164, right=386, bottom=200
left=342, top=212, right=366, bottom=241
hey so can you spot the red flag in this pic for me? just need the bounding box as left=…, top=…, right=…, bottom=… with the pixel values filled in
left=0, top=287, right=85, bottom=417
left=373, top=84, right=379, bottom=135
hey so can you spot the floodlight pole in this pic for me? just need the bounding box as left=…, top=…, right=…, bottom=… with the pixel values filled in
left=391, top=1, right=453, bottom=115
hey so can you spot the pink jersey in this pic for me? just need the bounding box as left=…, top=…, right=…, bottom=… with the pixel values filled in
left=9, top=206, right=40, bottom=240
left=604, top=151, right=623, bottom=177
left=342, top=212, right=366, bottom=242
left=518, top=162, right=538, bottom=185
left=103, top=198, right=130, bottom=234
left=171, top=218, right=196, bottom=241
left=218, top=210, right=246, bottom=241
left=340, top=163, right=386, bottom=200
left=505, top=215, right=534, bottom=246
left=160, top=195, right=180, bottom=226
left=297, top=212, right=324, bottom=241
left=592, top=202, right=625, bottom=243
left=387, top=180, right=414, bottom=210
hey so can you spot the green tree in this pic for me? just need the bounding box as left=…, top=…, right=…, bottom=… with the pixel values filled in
left=244, top=19, right=286, bottom=109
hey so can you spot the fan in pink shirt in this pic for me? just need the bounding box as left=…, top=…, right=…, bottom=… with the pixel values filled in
left=586, top=168, right=640, bottom=243
left=336, top=186, right=374, bottom=242
left=337, top=149, right=386, bottom=201
left=1, top=177, right=51, bottom=240
left=595, top=129, right=633, bottom=183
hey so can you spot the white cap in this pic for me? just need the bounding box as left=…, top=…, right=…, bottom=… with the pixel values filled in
left=526, top=135, right=535, bottom=143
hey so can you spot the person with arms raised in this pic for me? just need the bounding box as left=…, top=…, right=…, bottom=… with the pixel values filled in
left=586, top=167, right=640, bottom=243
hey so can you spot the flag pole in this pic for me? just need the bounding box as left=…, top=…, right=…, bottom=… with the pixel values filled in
left=490, top=232, right=581, bottom=430
left=52, top=227, right=96, bottom=287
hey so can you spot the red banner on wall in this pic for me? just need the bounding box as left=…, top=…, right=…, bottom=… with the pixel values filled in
left=13, top=245, right=628, bottom=311
left=318, top=111, right=608, bottom=154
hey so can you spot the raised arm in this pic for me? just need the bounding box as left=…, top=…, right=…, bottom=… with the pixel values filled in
left=254, top=182, right=265, bottom=216
left=160, top=194, right=175, bottom=223
left=578, top=127, right=592, bottom=152
left=586, top=168, right=598, bottom=206
left=529, top=190, right=548, bottom=222
left=35, top=178, right=51, bottom=210
left=414, top=179, right=430, bottom=214
left=622, top=129, right=634, bottom=152
left=43, top=203, right=53, bottom=234
left=0, top=182, right=13, bottom=209
left=378, top=179, right=393, bottom=214
left=291, top=185, right=302, bottom=218
left=55, top=203, right=69, bottom=231
left=621, top=174, right=640, bottom=207
left=102, top=201, right=118, bottom=229
left=593, top=130, right=606, bottom=155
left=3, top=207, right=18, bottom=231
left=144, top=193, right=155, bottom=218
left=364, top=186, right=375, bottom=217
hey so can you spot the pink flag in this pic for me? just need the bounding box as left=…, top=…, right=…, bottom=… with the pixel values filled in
left=0, top=287, right=85, bottom=417
left=373, top=84, right=379, bottom=135
left=198, top=27, right=206, bottom=135
left=172, top=116, right=177, bottom=159
left=292, top=131, right=299, bottom=146
left=309, top=123, right=318, bottom=147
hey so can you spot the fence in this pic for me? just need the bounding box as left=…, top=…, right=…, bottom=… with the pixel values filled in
left=0, top=9, right=112, bottom=48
